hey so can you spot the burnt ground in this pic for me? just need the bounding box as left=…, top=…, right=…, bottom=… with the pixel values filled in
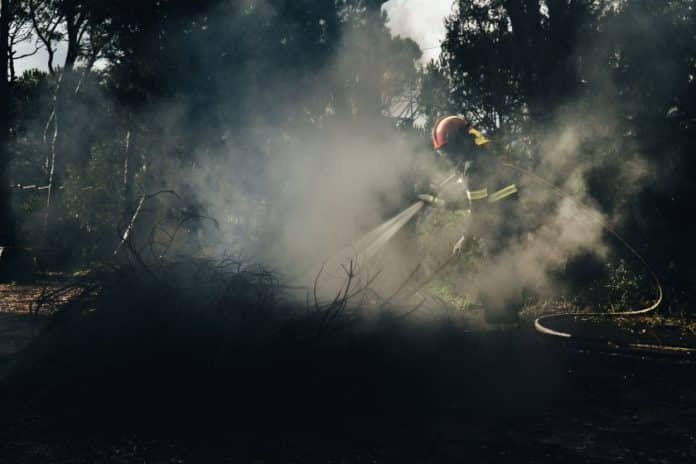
left=1, top=334, right=694, bottom=463
left=0, top=286, right=695, bottom=463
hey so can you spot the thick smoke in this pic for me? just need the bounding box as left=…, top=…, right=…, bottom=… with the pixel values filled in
left=466, top=42, right=656, bottom=309
left=186, top=122, right=427, bottom=276
left=158, top=6, right=437, bottom=298
left=383, top=0, right=453, bottom=63
left=128, top=1, right=656, bottom=318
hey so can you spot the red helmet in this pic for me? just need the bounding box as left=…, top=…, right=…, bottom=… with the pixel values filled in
left=431, top=115, right=471, bottom=150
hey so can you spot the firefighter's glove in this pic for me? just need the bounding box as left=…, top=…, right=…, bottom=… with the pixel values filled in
left=452, top=235, right=466, bottom=255
left=418, top=194, right=445, bottom=207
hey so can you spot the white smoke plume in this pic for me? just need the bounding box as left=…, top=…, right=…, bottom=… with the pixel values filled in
left=133, top=2, right=656, bottom=320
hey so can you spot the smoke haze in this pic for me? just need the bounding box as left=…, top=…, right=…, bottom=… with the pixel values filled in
left=142, top=2, right=656, bottom=316
left=14, top=0, right=665, bottom=320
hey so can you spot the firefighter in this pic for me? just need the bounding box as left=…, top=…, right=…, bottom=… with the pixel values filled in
left=419, top=115, right=521, bottom=325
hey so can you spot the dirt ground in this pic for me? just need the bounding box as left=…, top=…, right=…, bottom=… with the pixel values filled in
left=1, top=283, right=695, bottom=463
left=0, top=276, right=81, bottom=314
left=1, top=337, right=695, bottom=463
left=0, top=278, right=74, bottom=373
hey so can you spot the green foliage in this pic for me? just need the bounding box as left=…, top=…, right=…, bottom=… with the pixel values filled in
left=425, top=0, right=696, bottom=310
left=604, top=259, right=643, bottom=311
left=3, top=0, right=422, bottom=272
left=3, top=0, right=696, bottom=311
left=62, top=142, right=124, bottom=252
left=425, top=279, right=475, bottom=312
left=415, top=208, right=469, bottom=270
left=418, top=63, right=451, bottom=128
left=415, top=207, right=491, bottom=313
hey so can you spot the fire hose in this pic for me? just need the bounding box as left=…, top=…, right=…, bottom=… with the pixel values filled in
left=496, top=162, right=664, bottom=340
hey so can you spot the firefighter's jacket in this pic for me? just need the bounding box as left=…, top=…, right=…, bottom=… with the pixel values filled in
left=435, top=127, right=517, bottom=212
left=437, top=154, right=520, bottom=241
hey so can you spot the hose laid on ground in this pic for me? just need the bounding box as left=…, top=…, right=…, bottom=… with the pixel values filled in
left=498, top=162, right=664, bottom=339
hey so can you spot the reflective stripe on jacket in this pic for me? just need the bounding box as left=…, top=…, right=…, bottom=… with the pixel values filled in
left=466, top=184, right=517, bottom=204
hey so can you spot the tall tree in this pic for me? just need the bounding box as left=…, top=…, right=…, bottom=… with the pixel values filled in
left=427, top=0, right=696, bottom=306
left=4, top=0, right=423, bottom=263
left=431, top=0, right=594, bottom=132
left=32, top=0, right=108, bottom=234
left=0, top=0, right=17, bottom=254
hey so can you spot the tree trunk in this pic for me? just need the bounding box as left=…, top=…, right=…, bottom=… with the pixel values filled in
left=0, top=0, right=17, bottom=250
left=121, top=127, right=135, bottom=226
left=504, top=0, right=546, bottom=119
left=64, top=19, right=79, bottom=70
left=43, top=3, right=88, bottom=235
left=43, top=71, right=65, bottom=235
left=64, top=2, right=85, bottom=72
